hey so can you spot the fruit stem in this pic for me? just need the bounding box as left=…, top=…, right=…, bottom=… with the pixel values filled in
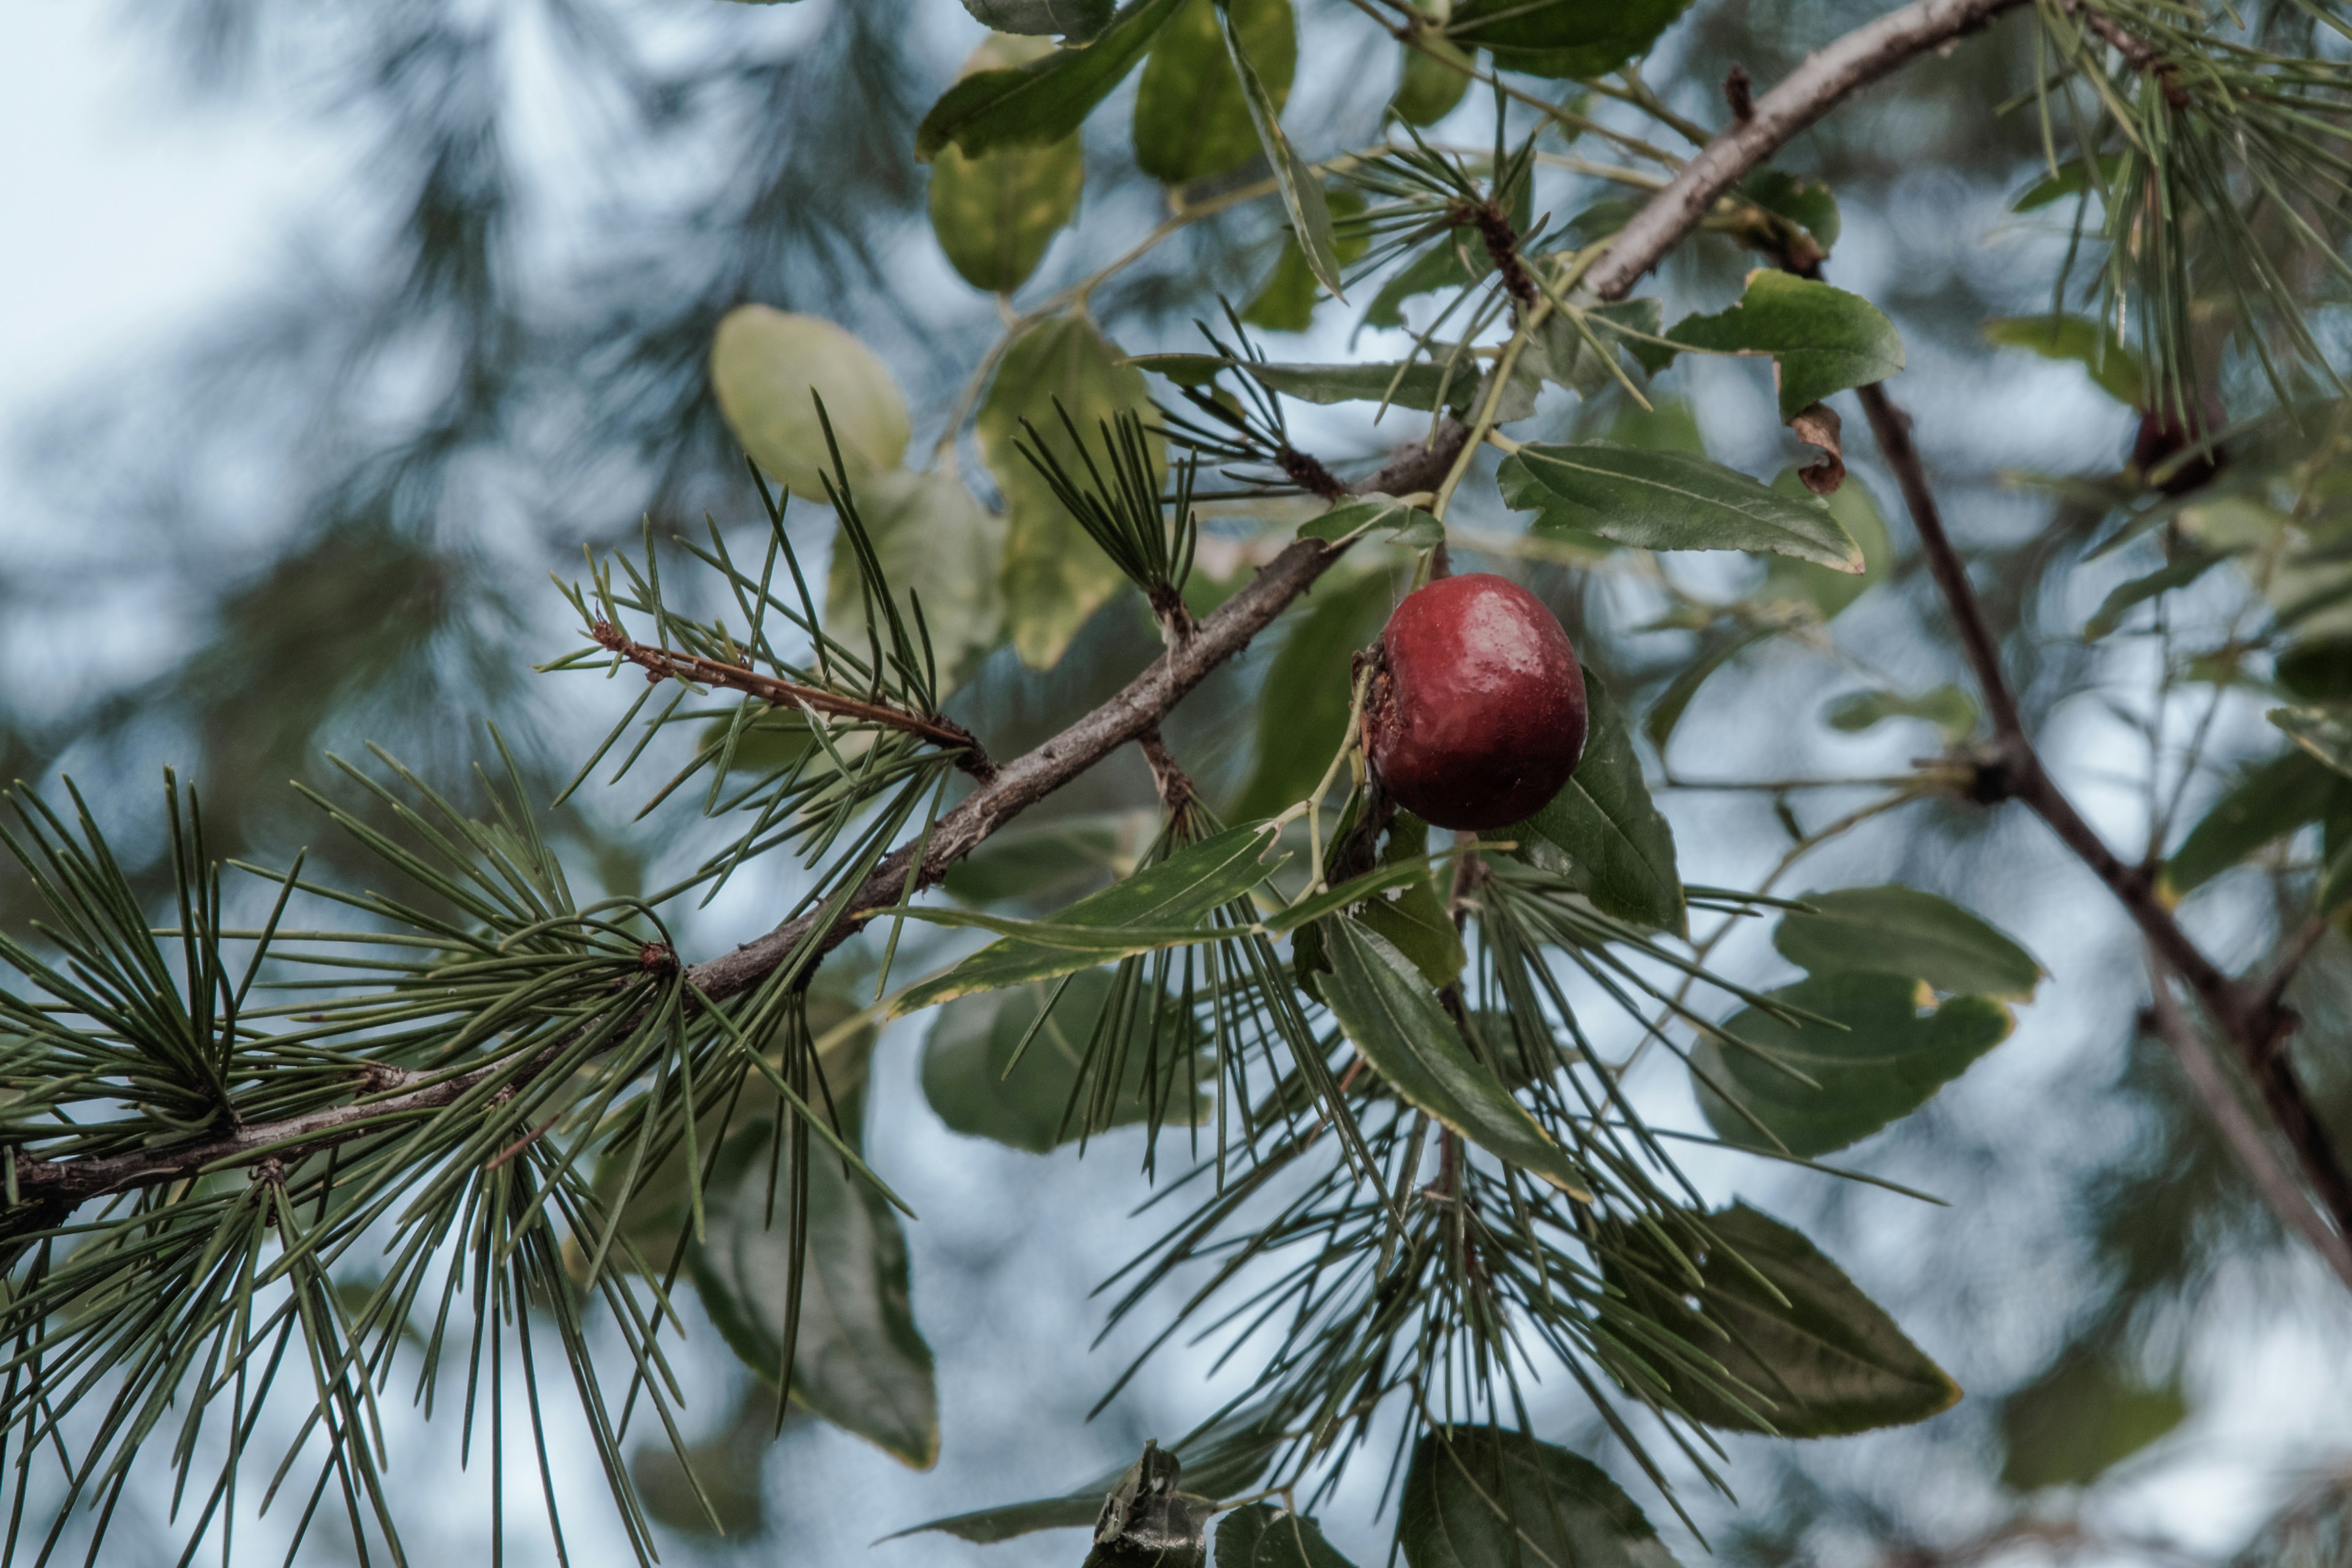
left=1294, top=664, right=1378, bottom=905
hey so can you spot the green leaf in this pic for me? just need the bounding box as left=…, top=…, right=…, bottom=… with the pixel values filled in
left=1644, top=624, right=1777, bottom=756
left=2084, top=549, right=2225, bottom=639
left=2272, top=704, right=2352, bottom=780
left=1243, top=186, right=1369, bottom=331
left=896, top=823, right=1281, bottom=1011
left=943, top=815, right=1128, bottom=905
left=824, top=469, right=1006, bottom=692
left=1755, top=467, right=1890, bottom=620
left=693, top=1132, right=939, bottom=1468
left=1396, top=1426, right=1679, bottom=1568
left=2010, top=154, right=2120, bottom=212
left=2165, top=749, right=2343, bottom=897
left=1499, top=441, right=1864, bottom=573
left=927, top=38, right=1087, bottom=293
left=1531, top=301, right=1670, bottom=397
left=709, top=306, right=912, bottom=501
left=2000, top=1346, right=2186, bottom=1491
left=1389, top=37, right=1474, bottom=126
left=1983, top=315, right=2147, bottom=407
left=1231, top=565, right=1392, bottom=820
left=1775, top=886, right=2043, bottom=1000
left=1217, top=0, right=1344, bottom=297
left=1665, top=271, right=1905, bottom=420
left=627, top=1385, right=780, bottom=1539
left=1297, top=494, right=1443, bottom=549
left=1307, top=812, right=1466, bottom=988
left=1693, top=972, right=2015, bottom=1157
left=1739, top=169, right=1841, bottom=252
left=1135, top=0, right=1294, bottom=186
left=1362, top=228, right=1490, bottom=331
left=1216, top=1505, right=1359, bottom=1568
left=963, top=0, right=1117, bottom=38
left=1244, top=358, right=1484, bottom=413
left=922, top=968, right=1208, bottom=1151
left=917, top=0, right=1186, bottom=160
left=981, top=314, right=1158, bottom=668
left=1445, top=0, right=1695, bottom=80
left=1319, top=917, right=1590, bottom=1197
left=1611, top=1204, right=1962, bottom=1437
left=1823, top=684, right=1978, bottom=744
left=1510, top=676, right=1684, bottom=933
left=892, top=1400, right=1291, bottom=1544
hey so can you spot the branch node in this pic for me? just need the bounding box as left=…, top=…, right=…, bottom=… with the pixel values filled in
left=1725, top=65, right=1755, bottom=124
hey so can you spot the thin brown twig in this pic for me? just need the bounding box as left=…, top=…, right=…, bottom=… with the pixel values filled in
left=2142, top=962, right=2352, bottom=1292
left=1856, top=377, right=2352, bottom=1272
left=589, top=620, right=995, bottom=779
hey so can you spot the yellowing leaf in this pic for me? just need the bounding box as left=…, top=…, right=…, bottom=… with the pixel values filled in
left=709, top=305, right=911, bottom=500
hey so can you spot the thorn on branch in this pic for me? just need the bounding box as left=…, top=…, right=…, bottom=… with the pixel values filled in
left=1725, top=65, right=1755, bottom=124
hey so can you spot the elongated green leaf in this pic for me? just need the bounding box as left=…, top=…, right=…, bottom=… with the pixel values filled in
left=1611, top=1204, right=1961, bottom=1436
left=693, top=1133, right=938, bottom=1467
left=1644, top=624, right=1776, bottom=755
left=1510, top=677, right=1684, bottom=933
left=2165, top=749, right=2343, bottom=897
left=1217, top=0, right=1343, bottom=296
left=1530, top=301, right=1670, bottom=396
left=1445, top=0, right=1695, bottom=79
left=922, top=970, right=1210, bottom=1151
left=2000, top=1347, right=2187, bottom=1491
left=709, top=306, right=911, bottom=501
left=891, top=1400, right=1289, bottom=1543
left=1389, top=37, right=1473, bottom=126
left=918, top=0, right=1186, bottom=160
left=1694, top=973, right=2014, bottom=1157
left=963, top=0, right=1116, bottom=37
left=1754, top=467, right=1890, bottom=620
left=1128, top=355, right=1482, bottom=415
left=1243, top=186, right=1369, bottom=331
left=1666, top=271, right=1905, bottom=420
left=1775, top=886, right=2043, bottom=1000
left=1498, top=442, right=1864, bottom=572
left=1397, top=1426, right=1679, bottom=1568
left=1363, top=227, right=1489, bottom=330
left=1740, top=169, right=1841, bottom=252
left=1823, top=684, right=1977, bottom=744
left=825, top=469, right=1006, bottom=692
left=981, top=314, right=1157, bottom=668
left=1216, top=1505, right=1359, bottom=1568
left=886, top=905, right=1229, bottom=949
left=927, top=36, right=1085, bottom=296
left=2272, top=704, right=2352, bottom=780
left=1983, top=314, right=2147, bottom=407
left=1232, top=564, right=1392, bottom=820
left=943, top=815, right=1128, bottom=905
left=1135, top=0, right=1294, bottom=185
left=2084, top=549, right=2225, bottom=640
left=2010, top=154, right=2120, bottom=211
left=1297, top=494, right=1443, bottom=549
left=1320, top=917, right=1589, bottom=1196
left=897, top=823, right=1281, bottom=1010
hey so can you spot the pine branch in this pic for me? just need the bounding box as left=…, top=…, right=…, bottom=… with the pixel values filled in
left=3, top=0, right=2056, bottom=1222
left=588, top=620, right=994, bottom=779
left=1583, top=0, right=2030, bottom=301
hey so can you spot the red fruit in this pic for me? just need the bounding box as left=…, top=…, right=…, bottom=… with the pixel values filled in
left=2132, top=393, right=2227, bottom=496
left=1363, top=573, right=1588, bottom=831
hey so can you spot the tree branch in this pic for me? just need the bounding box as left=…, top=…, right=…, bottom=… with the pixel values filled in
left=2141, top=963, right=2352, bottom=1292
left=1584, top=0, right=2029, bottom=301
left=1856, top=379, right=2352, bottom=1270
left=7, top=0, right=2051, bottom=1216
left=589, top=620, right=994, bottom=779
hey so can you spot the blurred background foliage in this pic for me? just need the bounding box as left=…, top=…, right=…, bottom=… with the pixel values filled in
left=7, top=0, right=2352, bottom=1561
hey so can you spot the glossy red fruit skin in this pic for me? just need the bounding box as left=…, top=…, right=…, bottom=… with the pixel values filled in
left=1364, top=573, right=1588, bottom=831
